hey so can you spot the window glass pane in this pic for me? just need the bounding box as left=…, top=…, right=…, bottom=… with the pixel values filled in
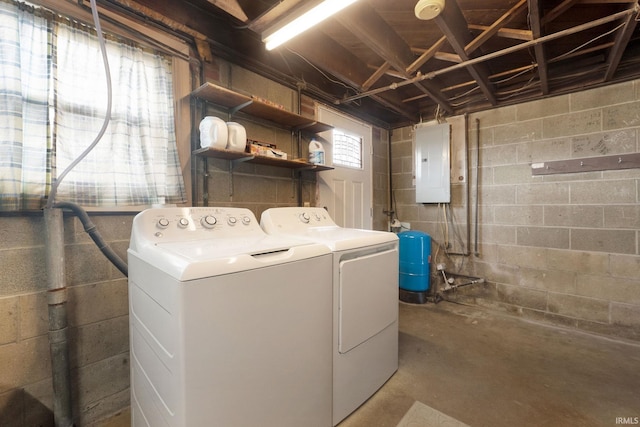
left=332, top=129, right=362, bottom=169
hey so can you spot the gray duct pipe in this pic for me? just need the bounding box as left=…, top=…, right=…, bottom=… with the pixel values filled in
left=44, top=207, right=74, bottom=426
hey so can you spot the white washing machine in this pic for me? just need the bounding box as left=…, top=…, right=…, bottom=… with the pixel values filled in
left=260, top=207, right=399, bottom=425
left=127, top=207, right=333, bottom=427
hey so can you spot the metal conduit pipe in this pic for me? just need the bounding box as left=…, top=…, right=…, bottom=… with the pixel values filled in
left=44, top=207, right=74, bottom=427
left=444, top=113, right=471, bottom=256
left=474, top=118, right=480, bottom=256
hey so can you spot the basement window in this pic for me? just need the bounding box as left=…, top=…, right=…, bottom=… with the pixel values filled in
left=0, top=0, right=187, bottom=211
left=332, top=129, right=363, bottom=169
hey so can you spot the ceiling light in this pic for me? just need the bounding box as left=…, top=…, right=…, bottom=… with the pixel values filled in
left=415, top=0, right=445, bottom=20
left=263, top=0, right=359, bottom=51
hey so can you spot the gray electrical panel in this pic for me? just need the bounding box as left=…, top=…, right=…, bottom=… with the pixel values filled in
left=415, top=123, right=450, bottom=203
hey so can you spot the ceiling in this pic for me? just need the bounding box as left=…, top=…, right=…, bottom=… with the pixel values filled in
left=116, top=0, right=640, bottom=128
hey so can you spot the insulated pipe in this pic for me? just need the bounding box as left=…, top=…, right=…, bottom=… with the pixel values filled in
left=44, top=208, right=73, bottom=427
left=53, top=202, right=128, bottom=277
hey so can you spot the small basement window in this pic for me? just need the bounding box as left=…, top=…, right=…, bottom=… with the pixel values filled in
left=332, top=129, right=362, bottom=169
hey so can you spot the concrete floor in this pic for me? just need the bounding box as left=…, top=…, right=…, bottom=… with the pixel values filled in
left=94, top=301, right=640, bottom=427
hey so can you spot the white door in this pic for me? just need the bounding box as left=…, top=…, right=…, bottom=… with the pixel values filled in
left=317, top=106, right=372, bottom=229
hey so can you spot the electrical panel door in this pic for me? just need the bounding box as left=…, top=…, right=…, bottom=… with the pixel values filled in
left=415, top=123, right=450, bottom=203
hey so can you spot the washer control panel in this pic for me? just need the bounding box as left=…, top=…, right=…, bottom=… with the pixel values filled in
left=133, top=207, right=262, bottom=244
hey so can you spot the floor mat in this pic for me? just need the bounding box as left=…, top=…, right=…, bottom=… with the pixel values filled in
left=396, top=401, right=470, bottom=427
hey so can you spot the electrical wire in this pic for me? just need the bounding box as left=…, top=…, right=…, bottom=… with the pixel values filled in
left=438, top=20, right=632, bottom=110
left=554, top=22, right=625, bottom=62
left=46, top=0, right=112, bottom=208
left=286, top=48, right=356, bottom=92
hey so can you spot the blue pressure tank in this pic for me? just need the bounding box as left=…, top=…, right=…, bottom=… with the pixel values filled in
left=399, top=231, right=431, bottom=295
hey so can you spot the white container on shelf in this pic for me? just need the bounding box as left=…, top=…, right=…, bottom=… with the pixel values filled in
left=226, top=122, right=247, bottom=152
left=199, top=116, right=228, bottom=149
left=308, top=139, right=325, bottom=165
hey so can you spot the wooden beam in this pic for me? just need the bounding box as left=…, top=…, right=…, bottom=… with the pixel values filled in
left=362, top=62, right=391, bottom=90
left=465, top=0, right=528, bottom=55
left=205, top=0, right=248, bottom=22
left=434, top=51, right=463, bottom=63
left=337, top=3, right=453, bottom=112
left=407, top=36, right=447, bottom=74
left=433, top=0, right=496, bottom=104
left=541, top=0, right=579, bottom=26
left=528, top=0, right=549, bottom=94
left=286, top=33, right=419, bottom=121
left=604, top=3, right=639, bottom=81
left=247, top=0, right=306, bottom=33
left=468, top=24, right=533, bottom=41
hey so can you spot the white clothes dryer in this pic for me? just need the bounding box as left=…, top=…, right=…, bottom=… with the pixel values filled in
left=260, top=207, right=399, bottom=425
left=127, top=207, right=333, bottom=427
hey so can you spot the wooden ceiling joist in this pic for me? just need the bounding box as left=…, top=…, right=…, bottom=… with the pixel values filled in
left=205, top=0, right=247, bottom=22
left=465, top=0, right=528, bottom=55
left=468, top=24, right=533, bottom=41
left=337, top=3, right=453, bottom=113
left=363, top=62, right=391, bottom=91
left=287, top=32, right=418, bottom=121
left=407, top=36, right=447, bottom=74
left=541, top=0, right=579, bottom=26
left=604, top=3, right=640, bottom=81
left=433, top=0, right=497, bottom=105
left=527, top=0, right=550, bottom=94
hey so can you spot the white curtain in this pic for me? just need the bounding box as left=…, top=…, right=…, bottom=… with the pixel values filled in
left=0, top=0, right=51, bottom=210
left=0, top=0, right=186, bottom=210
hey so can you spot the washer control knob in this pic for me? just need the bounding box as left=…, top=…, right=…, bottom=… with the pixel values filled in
left=157, top=218, right=170, bottom=229
left=178, top=218, right=189, bottom=228
left=241, top=216, right=251, bottom=225
left=201, top=215, right=217, bottom=228
left=313, top=213, right=321, bottom=221
left=227, top=216, right=237, bottom=226
left=299, top=212, right=310, bottom=223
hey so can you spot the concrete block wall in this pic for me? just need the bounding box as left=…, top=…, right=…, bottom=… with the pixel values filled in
left=392, top=79, right=640, bottom=341
left=0, top=214, right=131, bottom=425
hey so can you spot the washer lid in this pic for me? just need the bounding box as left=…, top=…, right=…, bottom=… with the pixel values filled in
left=128, top=207, right=331, bottom=280
left=130, top=235, right=330, bottom=281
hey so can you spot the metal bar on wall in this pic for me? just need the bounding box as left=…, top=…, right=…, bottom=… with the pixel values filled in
left=531, top=153, right=640, bottom=175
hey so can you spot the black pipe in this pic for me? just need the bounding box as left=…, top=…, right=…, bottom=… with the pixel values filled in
left=53, top=202, right=128, bottom=277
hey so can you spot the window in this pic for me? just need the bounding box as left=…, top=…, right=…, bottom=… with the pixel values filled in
left=0, top=0, right=186, bottom=211
left=332, top=129, right=362, bottom=169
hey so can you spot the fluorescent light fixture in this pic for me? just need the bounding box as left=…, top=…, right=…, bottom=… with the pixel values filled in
left=263, top=0, right=359, bottom=51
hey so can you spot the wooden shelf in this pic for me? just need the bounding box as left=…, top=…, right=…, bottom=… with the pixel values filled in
left=193, top=147, right=334, bottom=171
left=191, top=83, right=333, bottom=133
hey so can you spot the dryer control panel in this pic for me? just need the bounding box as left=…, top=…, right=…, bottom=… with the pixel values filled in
left=261, top=207, right=337, bottom=233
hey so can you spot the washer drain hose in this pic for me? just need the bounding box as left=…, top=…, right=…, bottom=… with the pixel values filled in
left=53, top=202, right=128, bottom=277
